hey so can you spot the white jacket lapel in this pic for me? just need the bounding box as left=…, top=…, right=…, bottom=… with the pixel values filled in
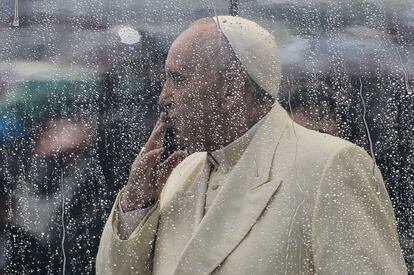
left=154, top=153, right=211, bottom=274
left=173, top=104, right=291, bottom=275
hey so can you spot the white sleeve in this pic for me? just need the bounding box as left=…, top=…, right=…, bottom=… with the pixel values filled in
left=117, top=203, right=151, bottom=240
left=312, top=145, right=407, bottom=274
left=96, top=191, right=160, bottom=274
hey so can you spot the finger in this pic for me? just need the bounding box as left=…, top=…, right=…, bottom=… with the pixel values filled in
left=132, top=147, right=164, bottom=171
left=160, top=112, right=167, bottom=122
left=144, top=122, right=167, bottom=151
left=153, top=112, right=167, bottom=129
left=160, top=151, right=188, bottom=169
left=147, top=112, right=167, bottom=142
left=141, top=147, right=165, bottom=166
left=157, top=151, right=188, bottom=187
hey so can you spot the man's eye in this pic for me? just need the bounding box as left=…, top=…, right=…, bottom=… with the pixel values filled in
left=168, top=73, right=186, bottom=85
left=172, top=75, right=185, bottom=83
left=224, top=71, right=241, bottom=82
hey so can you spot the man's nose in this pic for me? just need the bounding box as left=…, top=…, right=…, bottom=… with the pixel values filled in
left=159, top=84, right=173, bottom=111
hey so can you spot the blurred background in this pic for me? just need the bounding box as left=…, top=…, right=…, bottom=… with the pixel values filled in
left=0, top=0, right=413, bottom=274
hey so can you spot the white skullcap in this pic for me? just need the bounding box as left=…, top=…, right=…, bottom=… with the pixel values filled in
left=213, top=16, right=282, bottom=99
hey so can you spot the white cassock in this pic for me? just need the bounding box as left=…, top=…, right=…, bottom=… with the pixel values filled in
left=96, top=16, right=407, bottom=274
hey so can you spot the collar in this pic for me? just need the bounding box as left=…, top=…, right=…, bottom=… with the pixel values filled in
left=208, top=117, right=264, bottom=173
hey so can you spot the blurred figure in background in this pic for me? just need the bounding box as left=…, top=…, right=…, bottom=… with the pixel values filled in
left=2, top=28, right=165, bottom=274
left=7, top=118, right=106, bottom=274
left=278, top=75, right=339, bottom=136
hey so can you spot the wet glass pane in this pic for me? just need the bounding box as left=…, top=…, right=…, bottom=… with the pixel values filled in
left=1, top=0, right=413, bottom=274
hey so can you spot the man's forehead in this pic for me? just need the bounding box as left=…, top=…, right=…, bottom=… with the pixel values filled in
left=166, top=21, right=221, bottom=70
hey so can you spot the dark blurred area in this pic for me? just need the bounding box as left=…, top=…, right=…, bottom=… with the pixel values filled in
left=0, top=0, right=413, bottom=274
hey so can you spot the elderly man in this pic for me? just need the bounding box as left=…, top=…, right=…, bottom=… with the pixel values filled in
left=96, top=17, right=407, bottom=274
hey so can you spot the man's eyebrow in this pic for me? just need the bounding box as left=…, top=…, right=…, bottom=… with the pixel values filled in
left=166, top=69, right=184, bottom=79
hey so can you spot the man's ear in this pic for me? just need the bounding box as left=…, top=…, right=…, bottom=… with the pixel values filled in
left=221, top=71, right=249, bottom=111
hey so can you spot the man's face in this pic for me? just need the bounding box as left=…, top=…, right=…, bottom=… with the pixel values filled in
left=159, top=22, right=251, bottom=151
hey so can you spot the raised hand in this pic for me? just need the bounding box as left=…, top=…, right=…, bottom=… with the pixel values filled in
left=120, top=113, right=188, bottom=212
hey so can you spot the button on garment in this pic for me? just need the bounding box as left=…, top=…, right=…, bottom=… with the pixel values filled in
left=205, top=120, right=262, bottom=213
